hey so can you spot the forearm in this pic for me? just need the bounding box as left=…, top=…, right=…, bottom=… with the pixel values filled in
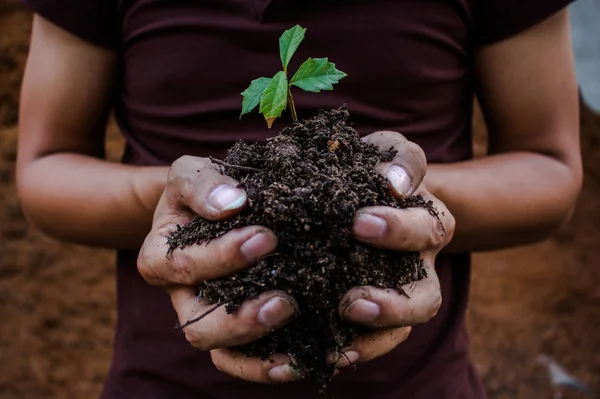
left=425, top=151, right=581, bottom=253
left=18, top=153, right=168, bottom=249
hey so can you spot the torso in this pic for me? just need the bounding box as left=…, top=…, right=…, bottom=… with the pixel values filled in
left=107, top=1, right=485, bottom=398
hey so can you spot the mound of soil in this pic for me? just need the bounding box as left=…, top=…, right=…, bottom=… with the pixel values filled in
left=167, top=108, right=439, bottom=391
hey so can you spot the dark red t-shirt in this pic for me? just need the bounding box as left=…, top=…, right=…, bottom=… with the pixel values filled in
left=22, top=1, right=574, bottom=398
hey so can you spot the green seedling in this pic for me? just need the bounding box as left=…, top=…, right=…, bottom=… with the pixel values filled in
left=240, top=25, right=347, bottom=128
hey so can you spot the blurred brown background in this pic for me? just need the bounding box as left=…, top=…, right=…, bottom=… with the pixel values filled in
left=1, top=2, right=599, bottom=398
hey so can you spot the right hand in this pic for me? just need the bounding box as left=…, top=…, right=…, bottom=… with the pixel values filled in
left=137, top=155, right=301, bottom=383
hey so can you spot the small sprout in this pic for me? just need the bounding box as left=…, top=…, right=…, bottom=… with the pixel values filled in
left=240, top=25, right=347, bottom=128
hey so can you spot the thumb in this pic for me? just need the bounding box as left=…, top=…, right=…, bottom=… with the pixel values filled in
left=363, top=131, right=427, bottom=198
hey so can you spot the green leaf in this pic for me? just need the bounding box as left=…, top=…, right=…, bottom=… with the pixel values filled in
left=240, top=77, right=272, bottom=118
left=290, top=57, right=347, bottom=92
left=259, top=71, right=288, bottom=128
left=279, top=25, right=306, bottom=70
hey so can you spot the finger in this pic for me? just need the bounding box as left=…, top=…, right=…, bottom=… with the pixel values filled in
left=339, top=258, right=441, bottom=327
left=172, top=288, right=297, bottom=350
left=138, top=225, right=277, bottom=286
left=363, top=131, right=427, bottom=198
left=353, top=198, right=455, bottom=252
left=165, top=155, right=247, bottom=221
left=342, top=327, right=412, bottom=364
left=211, top=349, right=302, bottom=383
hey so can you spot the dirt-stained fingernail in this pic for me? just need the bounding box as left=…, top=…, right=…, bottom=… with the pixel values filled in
left=345, top=299, right=380, bottom=323
left=208, top=184, right=246, bottom=211
left=387, top=165, right=411, bottom=197
left=268, top=364, right=302, bottom=382
left=354, top=213, right=387, bottom=239
left=240, top=232, right=277, bottom=262
left=258, top=296, right=296, bottom=329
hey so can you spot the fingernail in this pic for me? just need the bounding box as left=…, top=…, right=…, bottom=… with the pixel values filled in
left=387, top=165, right=411, bottom=197
left=354, top=213, right=387, bottom=239
left=269, top=364, right=301, bottom=382
left=240, top=233, right=277, bottom=262
left=337, top=351, right=360, bottom=368
left=208, top=184, right=246, bottom=211
left=345, top=299, right=380, bottom=323
left=258, top=297, right=296, bottom=329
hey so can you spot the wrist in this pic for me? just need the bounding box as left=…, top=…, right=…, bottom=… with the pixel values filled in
left=423, top=163, right=445, bottom=199
left=129, top=166, right=169, bottom=217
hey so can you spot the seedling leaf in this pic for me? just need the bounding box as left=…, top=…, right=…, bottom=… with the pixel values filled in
left=259, top=71, right=288, bottom=128
left=279, top=25, right=306, bottom=70
left=240, top=77, right=272, bottom=117
left=241, top=26, right=346, bottom=126
left=290, top=58, right=347, bottom=92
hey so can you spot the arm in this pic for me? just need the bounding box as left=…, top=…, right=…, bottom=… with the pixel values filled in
left=338, top=9, right=581, bottom=363
left=18, top=18, right=300, bottom=380
left=17, top=16, right=168, bottom=250
left=424, top=9, right=582, bottom=252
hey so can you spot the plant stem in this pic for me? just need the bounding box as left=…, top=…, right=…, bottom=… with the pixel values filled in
left=287, top=85, right=298, bottom=122
left=174, top=302, right=225, bottom=330
left=209, top=157, right=261, bottom=172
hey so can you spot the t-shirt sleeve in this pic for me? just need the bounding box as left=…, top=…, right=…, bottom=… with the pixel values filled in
left=475, top=0, right=576, bottom=46
left=21, top=0, right=118, bottom=49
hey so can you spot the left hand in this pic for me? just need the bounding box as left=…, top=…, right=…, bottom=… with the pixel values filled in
left=332, top=131, right=456, bottom=370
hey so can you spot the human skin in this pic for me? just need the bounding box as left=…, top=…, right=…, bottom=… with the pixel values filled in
left=17, top=9, right=581, bottom=382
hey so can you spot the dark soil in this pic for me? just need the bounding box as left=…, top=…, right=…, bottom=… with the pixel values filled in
left=167, top=108, right=438, bottom=391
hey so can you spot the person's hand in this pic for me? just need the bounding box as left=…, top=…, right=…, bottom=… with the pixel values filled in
left=334, top=131, right=455, bottom=369
left=137, top=155, right=301, bottom=383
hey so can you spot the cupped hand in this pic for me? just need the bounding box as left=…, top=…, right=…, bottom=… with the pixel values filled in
left=334, top=131, right=455, bottom=369
left=137, top=155, right=300, bottom=383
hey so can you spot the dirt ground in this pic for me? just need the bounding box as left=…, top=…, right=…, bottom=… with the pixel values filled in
left=1, top=3, right=599, bottom=399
